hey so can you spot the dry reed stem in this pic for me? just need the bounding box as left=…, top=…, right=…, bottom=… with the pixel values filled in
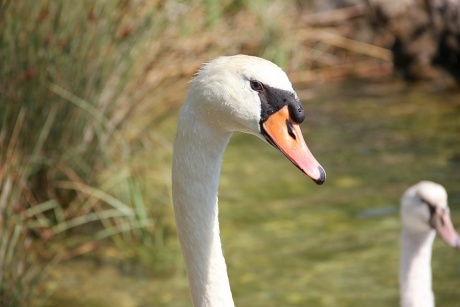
left=290, top=61, right=393, bottom=85
left=300, top=4, right=367, bottom=26
left=296, top=28, right=392, bottom=61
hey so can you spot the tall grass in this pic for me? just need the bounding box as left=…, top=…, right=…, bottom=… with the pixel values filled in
left=0, top=109, right=60, bottom=306
left=0, top=1, right=167, bottom=305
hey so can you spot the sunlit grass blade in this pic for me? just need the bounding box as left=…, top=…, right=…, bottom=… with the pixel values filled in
left=56, top=180, right=134, bottom=216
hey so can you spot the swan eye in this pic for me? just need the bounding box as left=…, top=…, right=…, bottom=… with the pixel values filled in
left=420, top=197, right=436, bottom=217
left=250, top=80, right=263, bottom=92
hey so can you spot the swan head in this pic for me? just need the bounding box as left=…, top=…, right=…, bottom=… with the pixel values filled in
left=401, top=181, right=460, bottom=248
left=184, top=55, right=326, bottom=184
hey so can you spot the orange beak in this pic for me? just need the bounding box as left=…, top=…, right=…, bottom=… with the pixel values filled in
left=431, top=208, right=460, bottom=249
left=262, top=105, right=326, bottom=185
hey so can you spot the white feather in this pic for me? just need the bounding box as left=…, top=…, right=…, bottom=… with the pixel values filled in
left=172, top=55, right=297, bottom=307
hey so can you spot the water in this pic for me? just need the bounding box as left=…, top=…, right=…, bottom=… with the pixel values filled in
left=45, top=79, right=460, bottom=306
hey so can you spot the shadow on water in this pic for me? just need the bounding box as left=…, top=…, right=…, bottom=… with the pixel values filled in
left=45, top=79, right=460, bottom=307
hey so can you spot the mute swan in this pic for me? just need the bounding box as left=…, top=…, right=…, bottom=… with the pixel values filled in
left=400, top=181, right=460, bottom=307
left=172, top=55, right=326, bottom=307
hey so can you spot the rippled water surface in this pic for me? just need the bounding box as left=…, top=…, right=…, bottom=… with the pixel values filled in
left=45, top=80, right=460, bottom=307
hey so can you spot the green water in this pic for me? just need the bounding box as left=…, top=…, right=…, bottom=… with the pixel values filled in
left=46, top=79, right=460, bottom=306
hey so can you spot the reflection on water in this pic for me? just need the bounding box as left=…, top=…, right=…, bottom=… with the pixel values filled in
left=45, top=80, right=460, bottom=307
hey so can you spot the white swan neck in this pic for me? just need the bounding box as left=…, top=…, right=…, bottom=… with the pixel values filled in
left=400, top=229, right=436, bottom=307
left=172, top=109, right=234, bottom=307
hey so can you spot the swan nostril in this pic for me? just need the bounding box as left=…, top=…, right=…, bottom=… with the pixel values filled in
left=286, top=119, right=296, bottom=140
